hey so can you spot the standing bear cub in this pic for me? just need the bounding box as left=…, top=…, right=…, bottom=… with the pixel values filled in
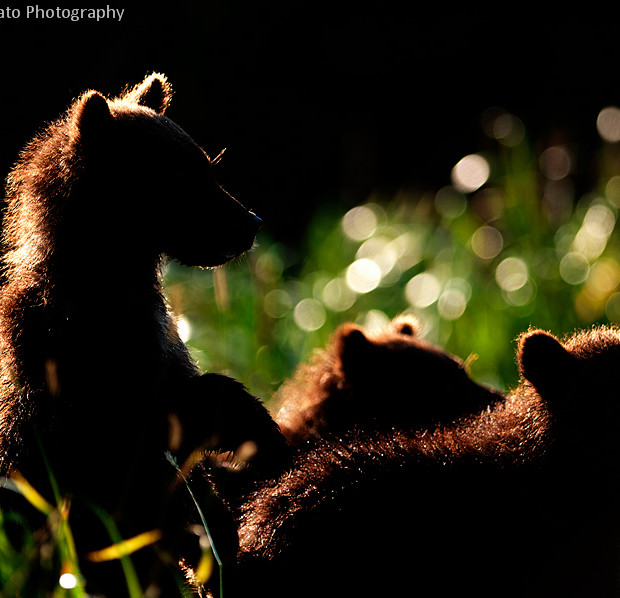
left=0, top=73, right=287, bottom=595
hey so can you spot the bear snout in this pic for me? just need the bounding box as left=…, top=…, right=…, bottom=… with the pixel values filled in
left=213, top=199, right=263, bottom=261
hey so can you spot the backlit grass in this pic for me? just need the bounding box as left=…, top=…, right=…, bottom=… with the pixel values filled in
left=167, top=108, right=620, bottom=396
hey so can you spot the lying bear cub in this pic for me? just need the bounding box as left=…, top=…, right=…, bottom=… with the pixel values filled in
left=214, top=322, right=620, bottom=598
left=274, top=314, right=504, bottom=444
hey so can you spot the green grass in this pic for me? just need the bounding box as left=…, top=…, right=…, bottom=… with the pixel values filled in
left=167, top=115, right=620, bottom=396
left=5, top=109, right=620, bottom=594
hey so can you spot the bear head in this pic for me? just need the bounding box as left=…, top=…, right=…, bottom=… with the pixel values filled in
left=59, top=72, right=261, bottom=268
left=275, top=314, right=503, bottom=443
left=517, top=325, right=620, bottom=465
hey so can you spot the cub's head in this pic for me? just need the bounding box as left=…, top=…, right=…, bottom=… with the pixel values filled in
left=276, top=315, right=502, bottom=444
left=65, top=72, right=261, bottom=267
left=517, top=325, right=620, bottom=461
left=334, top=315, right=502, bottom=426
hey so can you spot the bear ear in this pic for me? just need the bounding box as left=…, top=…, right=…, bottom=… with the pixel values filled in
left=517, top=330, right=575, bottom=392
left=124, top=72, right=172, bottom=114
left=391, top=314, right=418, bottom=337
left=335, top=324, right=371, bottom=373
left=71, top=90, right=112, bottom=141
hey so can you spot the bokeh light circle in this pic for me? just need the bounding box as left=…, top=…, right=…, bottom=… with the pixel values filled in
left=264, top=289, right=293, bottom=318
left=342, top=205, right=377, bottom=241
left=559, top=252, right=590, bottom=285
left=495, top=257, right=528, bottom=291
left=451, top=154, right=490, bottom=193
left=346, top=258, right=382, bottom=293
left=322, top=277, right=357, bottom=311
left=597, top=106, right=620, bottom=142
left=293, top=298, right=326, bottom=331
left=471, top=226, right=503, bottom=260
left=438, top=288, right=467, bottom=320
left=405, top=272, right=441, bottom=308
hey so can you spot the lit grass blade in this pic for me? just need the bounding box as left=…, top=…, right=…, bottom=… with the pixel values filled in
left=5, top=470, right=54, bottom=516
left=194, top=549, right=214, bottom=585
left=32, top=435, right=86, bottom=595
left=1, top=470, right=86, bottom=595
left=165, top=450, right=224, bottom=597
left=87, top=504, right=157, bottom=598
left=86, top=528, right=163, bottom=562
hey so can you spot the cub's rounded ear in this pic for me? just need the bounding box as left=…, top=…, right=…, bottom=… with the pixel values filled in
left=335, top=324, right=371, bottom=373
left=517, top=329, right=574, bottom=392
left=71, top=90, right=111, bottom=142
left=391, top=314, right=418, bottom=337
left=337, top=325, right=369, bottom=352
left=124, top=72, right=172, bottom=114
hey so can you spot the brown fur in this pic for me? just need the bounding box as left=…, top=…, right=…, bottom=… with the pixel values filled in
left=274, top=315, right=504, bottom=444
left=221, top=325, right=620, bottom=597
left=0, top=73, right=287, bottom=596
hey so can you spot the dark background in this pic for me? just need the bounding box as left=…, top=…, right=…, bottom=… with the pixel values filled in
left=0, top=3, right=617, bottom=244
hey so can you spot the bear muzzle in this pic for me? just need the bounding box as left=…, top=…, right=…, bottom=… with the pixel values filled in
left=219, top=210, right=263, bottom=262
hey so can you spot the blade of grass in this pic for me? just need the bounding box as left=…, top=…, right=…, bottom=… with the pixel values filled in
left=165, top=451, right=224, bottom=598
left=86, top=528, right=163, bottom=562
left=1, top=470, right=86, bottom=596
left=3, top=471, right=53, bottom=516
left=32, top=434, right=86, bottom=595
left=87, top=504, right=147, bottom=598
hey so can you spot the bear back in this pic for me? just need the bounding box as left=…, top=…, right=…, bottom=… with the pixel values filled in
left=228, top=325, right=620, bottom=597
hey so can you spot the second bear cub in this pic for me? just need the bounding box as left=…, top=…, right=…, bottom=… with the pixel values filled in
left=274, top=314, right=503, bottom=444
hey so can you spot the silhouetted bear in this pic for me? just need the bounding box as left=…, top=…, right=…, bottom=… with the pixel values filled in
left=274, top=314, right=504, bottom=444
left=0, top=73, right=287, bottom=596
left=224, top=326, right=620, bottom=598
